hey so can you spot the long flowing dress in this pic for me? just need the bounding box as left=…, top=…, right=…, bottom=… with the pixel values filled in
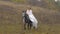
left=26, top=9, right=38, bottom=28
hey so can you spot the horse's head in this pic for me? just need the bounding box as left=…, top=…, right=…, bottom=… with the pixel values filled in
left=22, top=11, right=26, bottom=13
left=22, top=10, right=30, bottom=21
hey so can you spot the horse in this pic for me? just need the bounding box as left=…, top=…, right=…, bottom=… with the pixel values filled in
left=22, top=11, right=33, bottom=30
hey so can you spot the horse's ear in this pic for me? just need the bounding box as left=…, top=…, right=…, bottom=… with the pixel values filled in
left=22, top=11, right=25, bottom=12
left=22, top=10, right=26, bottom=13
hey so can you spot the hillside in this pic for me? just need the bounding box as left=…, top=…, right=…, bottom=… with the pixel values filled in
left=0, top=0, right=60, bottom=34
left=0, top=0, right=59, bottom=10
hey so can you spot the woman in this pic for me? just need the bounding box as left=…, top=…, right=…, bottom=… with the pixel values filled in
left=26, top=8, right=38, bottom=29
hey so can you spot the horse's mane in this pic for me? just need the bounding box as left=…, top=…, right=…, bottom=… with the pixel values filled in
left=23, top=11, right=32, bottom=23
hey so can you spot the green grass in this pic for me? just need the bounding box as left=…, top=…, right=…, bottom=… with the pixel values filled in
left=11, top=0, right=27, bottom=3
left=0, top=24, right=21, bottom=34
left=0, top=1, right=60, bottom=34
left=0, top=23, right=60, bottom=34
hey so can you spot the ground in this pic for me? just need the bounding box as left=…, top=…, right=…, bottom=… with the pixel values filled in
left=0, top=1, right=60, bottom=34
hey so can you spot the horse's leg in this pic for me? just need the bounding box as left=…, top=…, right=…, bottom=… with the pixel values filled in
left=30, top=23, right=32, bottom=29
left=33, top=23, right=38, bottom=29
left=27, top=23, right=30, bottom=29
left=24, top=23, right=26, bottom=30
left=23, top=18, right=26, bottom=30
left=27, top=22, right=32, bottom=30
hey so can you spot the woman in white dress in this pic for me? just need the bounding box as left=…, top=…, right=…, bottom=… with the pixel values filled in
left=26, top=8, right=38, bottom=29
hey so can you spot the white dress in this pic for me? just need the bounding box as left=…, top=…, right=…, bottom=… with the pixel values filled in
left=26, top=9, right=38, bottom=28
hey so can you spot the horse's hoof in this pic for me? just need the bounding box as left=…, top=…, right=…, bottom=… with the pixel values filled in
left=24, top=28, right=26, bottom=30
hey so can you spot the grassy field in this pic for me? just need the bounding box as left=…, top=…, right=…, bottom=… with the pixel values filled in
left=0, top=1, right=60, bottom=34
left=0, top=23, right=60, bottom=34
left=11, top=0, right=27, bottom=3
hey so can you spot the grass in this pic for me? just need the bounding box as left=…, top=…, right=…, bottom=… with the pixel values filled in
left=11, top=0, right=27, bottom=3
left=0, top=1, right=60, bottom=34
left=0, top=23, right=60, bottom=34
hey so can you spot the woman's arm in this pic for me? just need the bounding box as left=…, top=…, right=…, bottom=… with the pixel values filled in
left=26, top=10, right=29, bottom=15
